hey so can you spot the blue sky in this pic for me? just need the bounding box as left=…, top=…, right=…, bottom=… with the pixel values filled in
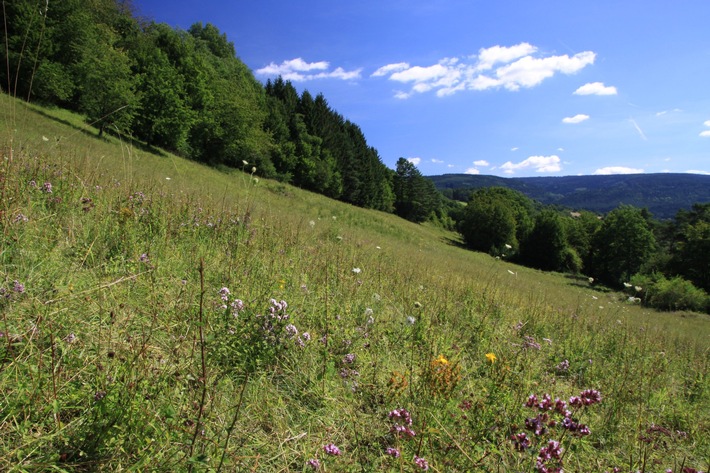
left=135, top=0, right=710, bottom=177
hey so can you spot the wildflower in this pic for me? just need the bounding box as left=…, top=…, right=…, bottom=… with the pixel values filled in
left=511, top=432, right=531, bottom=451
left=555, top=360, right=570, bottom=373
left=63, top=333, right=77, bottom=344
left=623, top=282, right=632, bottom=288
left=385, top=447, right=400, bottom=457
left=588, top=277, right=594, bottom=283
left=42, top=182, right=53, bottom=193
left=351, top=267, right=362, bottom=274
left=14, top=213, right=29, bottom=223
left=13, top=280, right=25, bottom=294
left=323, top=443, right=341, bottom=456
left=388, top=407, right=413, bottom=425
left=42, top=135, right=49, bottom=141
left=139, top=253, right=150, bottom=263
left=251, top=166, right=257, bottom=173
left=505, top=243, right=512, bottom=249
left=579, top=388, right=602, bottom=405
left=485, top=352, right=497, bottom=364
left=635, top=286, right=643, bottom=292
left=413, top=455, right=429, bottom=470
left=306, top=458, right=320, bottom=469
left=406, top=316, right=416, bottom=325
left=242, top=160, right=249, bottom=166
left=301, top=332, right=311, bottom=342
left=219, top=287, right=230, bottom=302
left=522, top=336, right=541, bottom=350
left=434, top=354, right=449, bottom=365
left=342, top=353, right=356, bottom=364
left=364, top=307, right=373, bottom=317
left=309, top=220, right=315, bottom=228
left=284, top=324, right=298, bottom=338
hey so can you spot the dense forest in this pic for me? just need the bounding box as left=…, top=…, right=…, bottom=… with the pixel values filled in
left=430, top=173, right=710, bottom=220
left=2, top=0, right=708, bottom=312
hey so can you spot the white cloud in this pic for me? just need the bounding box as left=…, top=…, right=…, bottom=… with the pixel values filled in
left=510, top=147, right=519, bottom=151
left=700, top=130, right=710, bottom=137
left=574, top=82, right=617, bottom=96
left=373, top=43, right=596, bottom=98
left=476, top=43, right=537, bottom=71
left=431, top=158, right=444, bottom=164
left=687, top=169, right=710, bottom=175
left=557, top=147, right=565, bottom=152
left=447, top=164, right=455, bottom=168
left=256, top=57, right=361, bottom=82
left=371, top=62, right=410, bottom=77
left=473, top=160, right=490, bottom=166
left=704, top=120, right=710, bottom=127
left=593, top=166, right=644, bottom=175
left=407, top=157, right=422, bottom=165
left=562, top=114, right=590, bottom=124
left=464, top=167, right=481, bottom=175
left=500, top=155, right=562, bottom=174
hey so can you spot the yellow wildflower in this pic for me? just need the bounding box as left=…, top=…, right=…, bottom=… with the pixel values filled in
left=434, top=354, right=449, bottom=365
left=485, top=352, right=497, bottom=364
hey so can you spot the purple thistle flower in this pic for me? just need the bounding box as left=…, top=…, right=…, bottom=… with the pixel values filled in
left=307, top=458, right=320, bottom=469
left=323, top=443, right=341, bottom=456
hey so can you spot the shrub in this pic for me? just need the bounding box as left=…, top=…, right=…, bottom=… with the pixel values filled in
left=632, top=274, right=709, bottom=312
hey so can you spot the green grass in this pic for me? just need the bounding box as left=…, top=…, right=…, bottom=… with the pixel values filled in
left=1, top=94, right=708, bottom=472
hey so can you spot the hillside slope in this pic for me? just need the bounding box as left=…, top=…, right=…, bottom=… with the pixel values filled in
left=1, top=96, right=708, bottom=471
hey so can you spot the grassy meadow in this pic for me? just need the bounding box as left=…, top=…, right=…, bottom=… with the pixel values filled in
left=1, top=94, right=708, bottom=472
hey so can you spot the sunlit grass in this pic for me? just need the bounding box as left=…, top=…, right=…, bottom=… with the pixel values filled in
left=1, top=94, right=707, bottom=472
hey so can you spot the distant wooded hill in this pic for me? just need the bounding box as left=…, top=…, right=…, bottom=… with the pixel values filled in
left=429, top=173, right=710, bottom=219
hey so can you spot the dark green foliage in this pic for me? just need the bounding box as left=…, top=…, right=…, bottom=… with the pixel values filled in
left=631, top=274, right=709, bottom=312
left=664, top=203, right=710, bottom=292
left=458, top=187, right=534, bottom=254
left=393, top=158, right=441, bottom=222
left=589, top=206, right=657, bottom=286
left=263, top=79, right=395, bottom=211
left=519, top=210, right=574, bottom=272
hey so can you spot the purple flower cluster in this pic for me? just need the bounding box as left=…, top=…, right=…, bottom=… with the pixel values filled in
left=524, top=391, right=594, bottom=438
left=536, top=440, right=563, bottom=473
left=576, top=389, right=602, bottom=406
left=388, top=408, right=416, bottom=436
left=555, top=359, right=570, bottom=372
left=413, top=455, right=429, bottom=470
left=1, top=280, right=26, bottom=299
left=385, top=447, right=400, bottom=458
left=510, top=432, right=531, bottom=451
left=323, top=443, right=341, bottom=456
left=306, top=458, right=320, bottom=469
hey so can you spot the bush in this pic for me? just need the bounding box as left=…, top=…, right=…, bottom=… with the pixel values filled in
left=632, top=274, right=709, bottom=312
